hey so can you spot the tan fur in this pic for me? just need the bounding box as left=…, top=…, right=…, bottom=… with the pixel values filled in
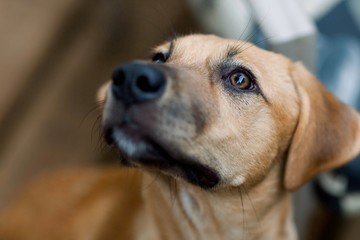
left=285, top=63, right=360, bottom=190
left=1, top=34, right=360, bottom=240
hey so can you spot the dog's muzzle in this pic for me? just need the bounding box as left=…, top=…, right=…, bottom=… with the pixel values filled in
left=102, top=62, right=220, bottom=189
left=111, top=62, right=166, bottom=105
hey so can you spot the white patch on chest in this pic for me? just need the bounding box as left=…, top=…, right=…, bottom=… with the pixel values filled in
left=179, top=189, right=200, bottom=221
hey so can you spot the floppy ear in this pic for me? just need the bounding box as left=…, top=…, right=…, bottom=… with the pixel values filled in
left=285, top=63, right=360, bottom=191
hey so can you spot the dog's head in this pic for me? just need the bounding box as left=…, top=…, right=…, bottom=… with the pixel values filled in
left=100, top=34, right=360, bottom=191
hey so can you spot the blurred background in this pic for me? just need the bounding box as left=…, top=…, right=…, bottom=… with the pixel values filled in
left=0, top=0, right=359, bottom=239
left=0, top=0, right=198, bottom=208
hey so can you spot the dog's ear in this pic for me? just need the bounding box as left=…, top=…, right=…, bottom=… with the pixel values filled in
left=284, top=63, right=360, bottom=191
left=96, top=81, right=110, bottom=108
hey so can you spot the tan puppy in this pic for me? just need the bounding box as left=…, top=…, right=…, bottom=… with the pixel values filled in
left=1, top=34, right=360, bottom=240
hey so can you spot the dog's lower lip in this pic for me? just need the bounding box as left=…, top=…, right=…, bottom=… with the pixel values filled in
left=184, top=164, right=220, bottom=189
left=104, top=124, right=220, bottom=189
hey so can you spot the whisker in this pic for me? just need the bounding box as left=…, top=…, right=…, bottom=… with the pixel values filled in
left=99, top=141, right=111, bottom=154
left=234, top=26, right=261, bottom=54
left=238, top=187, right=246, bottom=239
left=236, top=10, right=255, bottom=42
left=252, top=36, right=274, bottom=47
left=91, top=115, right=102, bottom=144
left=142, top=172, right=161, bottom=192
left=239, top=36, right=274, bottom=54
left=78, top=104, right=101, bottom=128
left=245, top=3, right=273, bottom=42
left=99, top=146, right=107, bottom=156
left=243, top=185, right=259, bottom=223
left=234, top=8, right=273, bottom=53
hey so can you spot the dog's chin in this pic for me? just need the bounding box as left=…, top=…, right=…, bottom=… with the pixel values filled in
left=105, top=125, right=220, bottom=189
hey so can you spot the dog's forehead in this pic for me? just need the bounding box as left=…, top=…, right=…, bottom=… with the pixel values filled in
left=155, top=34, right=284, bottom=69
left=155, top=34, right=252, bottom=61
left=174, top=34, right=237, bottom=55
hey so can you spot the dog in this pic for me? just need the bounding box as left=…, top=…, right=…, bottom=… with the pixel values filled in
left=1, top=34, right=360, bottom=240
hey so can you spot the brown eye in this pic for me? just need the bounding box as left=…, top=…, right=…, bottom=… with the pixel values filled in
left=229, top=72, right=253, bottom=90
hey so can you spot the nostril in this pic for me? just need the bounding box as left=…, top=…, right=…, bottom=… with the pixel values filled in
left=136, top=75, right=163, bottom=93
left=112, top=69, right=126, bottom=87
left=111, top=63, right=166, bottom=103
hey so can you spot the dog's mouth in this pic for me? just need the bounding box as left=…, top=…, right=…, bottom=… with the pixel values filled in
left=104, top=124, right=220, bottom=189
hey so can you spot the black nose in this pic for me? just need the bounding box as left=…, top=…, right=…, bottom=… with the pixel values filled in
left=111, top=62, right=166, bottom=104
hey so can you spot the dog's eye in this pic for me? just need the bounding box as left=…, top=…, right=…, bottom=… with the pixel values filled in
left=228, top=71, right=254, bottom=90
left=151, top=52, right=166, bottom=63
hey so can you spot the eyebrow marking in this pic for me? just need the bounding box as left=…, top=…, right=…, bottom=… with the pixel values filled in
left=162, top=33, right=178, bottom=60
left=166, top=40, right=175, bottom=60
left=150, top=39, right=176, bottom=62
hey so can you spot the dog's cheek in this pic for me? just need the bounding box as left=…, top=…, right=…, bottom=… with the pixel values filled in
left=240, top=114, right=280, bottom=187
left=202, top=99, right=279, bottom=188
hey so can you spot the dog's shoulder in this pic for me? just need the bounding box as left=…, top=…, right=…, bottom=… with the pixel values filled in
left=0, top=167, right=143, bottom=240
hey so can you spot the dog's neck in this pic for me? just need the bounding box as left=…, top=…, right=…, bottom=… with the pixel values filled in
left=138, top=163, right=297, bottom=240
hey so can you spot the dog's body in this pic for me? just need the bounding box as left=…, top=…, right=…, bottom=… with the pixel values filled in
left=0, top=167, right=294, bottom=240
left=1, top=34, right=360, bottom=240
